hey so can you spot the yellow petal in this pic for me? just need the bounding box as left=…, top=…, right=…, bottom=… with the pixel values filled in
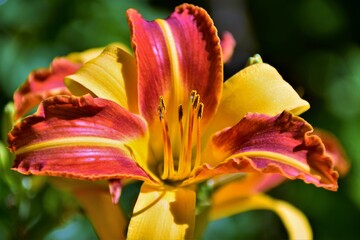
left=206, top=63, right=310, bottom=136
left=74, top=188, right=127, bottom=240
left=65, top=43, right=138, bottom=113
left=210, top=193, right=312, bottom=240
left=65, top=46, right=105, bottom=63
left=127, top=184, right=196, bottom=240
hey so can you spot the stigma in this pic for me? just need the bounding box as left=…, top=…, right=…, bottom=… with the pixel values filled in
left=158, top=90, right=204, bottom=182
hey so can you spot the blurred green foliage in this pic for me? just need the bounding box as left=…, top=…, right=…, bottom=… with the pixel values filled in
left=1, top=0, right=360, bottom=239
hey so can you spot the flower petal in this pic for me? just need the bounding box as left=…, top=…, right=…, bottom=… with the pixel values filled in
left=205, top=63, right=310, bottom=136
left=8, top=94, right=157, bottom=183
left=313, top=128, right=350, bottom=176
left=210, top=193, right=312, bottom=240
left=13, top=58, right=80, bottom=120
left=186, top=111, right=338, bottom=190
left=127, top=183, right=196, bottom=240
left=60, top=180, right=127, bottom=240
left=108, top=179, right=123, bottom=204
left=127, top=3, right=222, bottom=124
left=65, top=44, right=138, bottom=113
left=74, top=188, right=127, bottom=240
left=66, top=46, right=106, bottom=64
left=211, top=173, right=285, bottom=199
left=220, top=31, right=236, bottom=63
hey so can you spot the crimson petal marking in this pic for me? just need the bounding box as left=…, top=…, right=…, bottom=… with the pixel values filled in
left=8, top=95, right=155, bottom=183
left=13, top=58, right=80, bottom=120
left=127, top=3, right=222, bottom=124
left=185, top=111, right=338, bottom=190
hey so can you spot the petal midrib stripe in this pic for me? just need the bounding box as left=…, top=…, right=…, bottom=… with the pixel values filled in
left=228, top=151, right=318, bottom=177
left=155, top=19, right=180, bottom=103
left=15, top=136, right=124, bottom=155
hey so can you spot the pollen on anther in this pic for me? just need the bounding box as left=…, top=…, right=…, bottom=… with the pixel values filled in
left=158, top=96, right=166, bottom=120
left=159, top=96, right=166, bottom=111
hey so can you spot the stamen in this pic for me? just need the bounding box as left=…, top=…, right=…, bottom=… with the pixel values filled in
left=158, top=96, right=174, bottom=180
left=158, top=106, right=164, bottom=120
left=178, top=104, right=184, bottom=142
left=178, top=93, right=193, bottom=177
left=184, top=104, right=195, bottom=175
left=197, top=103, right=204, bottom=119
left=193, top=103, right=204, bottom=173
left=178, top=92, right=201, bottom=178
left=190, top=90, right=197, bottom=101
left=192, top=94, right=200, bottom=109
left=178, top=104, right=183, bottom=121
left=159, top=96, right=166, bottom=111
left=158, top=91, right=205, bottom=182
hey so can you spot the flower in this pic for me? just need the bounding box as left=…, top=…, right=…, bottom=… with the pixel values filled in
left=8, top=4, right=339, bottom=239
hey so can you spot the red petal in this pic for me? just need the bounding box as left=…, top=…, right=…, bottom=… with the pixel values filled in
left=13, top=58, right=80, bottom=119
left=8, top=95, right=155, bottom=183
left=127, top=4, right=222, bottom=124
left=186, top=111, right=338, bottom=190
left=108, top=179, right=122, bottom=204
left=313, top=128, right=350, bottom=176
left=220, top=31, right=236, bottom=63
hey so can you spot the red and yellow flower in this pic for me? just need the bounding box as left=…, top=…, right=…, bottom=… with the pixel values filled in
left=8, top=4, right=340, bottom=239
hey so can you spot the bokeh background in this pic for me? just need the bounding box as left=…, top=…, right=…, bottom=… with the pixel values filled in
left=1, top=0, right=360, bottom=239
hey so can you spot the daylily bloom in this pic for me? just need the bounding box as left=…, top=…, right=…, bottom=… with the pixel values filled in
left=8, top=4, right=339, bottom=240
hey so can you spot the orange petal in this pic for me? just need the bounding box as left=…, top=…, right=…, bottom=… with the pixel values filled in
left=127, top=4, right=223, bottom=125
left=313, top=128, right=350, bottom=176
left=13, top=58, right=79, bottom=120
left=186, top=111, right=338, bottom=191
left=8, top=95, right=157, bottom=184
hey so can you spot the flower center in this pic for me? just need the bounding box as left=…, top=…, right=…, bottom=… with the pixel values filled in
left=158, top=90, right=204, bottom=182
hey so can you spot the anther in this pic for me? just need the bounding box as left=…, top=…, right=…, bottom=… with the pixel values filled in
left=178, top=104, right=183, bottom=122
left=178, top=104, right=184, bottom=142
left=159, top=96, right=166, bottom=111
left=197, top=103, right=204, bottom=119
left=158, top=106, right=164, bottom=120
left=190, top=90, right=197, bottom=101
left=158, top=96, right=166, bottom=121
left=192, top=94, right=200, bottom=109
